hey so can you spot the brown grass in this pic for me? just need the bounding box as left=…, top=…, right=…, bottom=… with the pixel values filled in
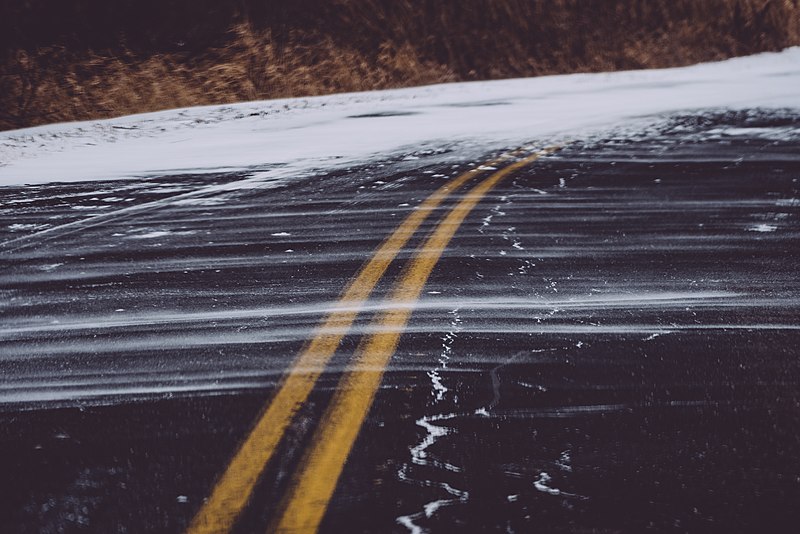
left=1, top=0, right=798, bottom=131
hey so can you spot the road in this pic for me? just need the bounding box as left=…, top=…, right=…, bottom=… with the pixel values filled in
left=1, top=110, right=799, bottom=533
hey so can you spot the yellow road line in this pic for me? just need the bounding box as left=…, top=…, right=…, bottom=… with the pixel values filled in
left=272, top=147, right=557, bottom=533
left=187, top=155, right=510, bottom=534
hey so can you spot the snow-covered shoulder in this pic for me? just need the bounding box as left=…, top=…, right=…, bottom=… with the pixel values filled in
left=1, top=47, right=799, bottom=187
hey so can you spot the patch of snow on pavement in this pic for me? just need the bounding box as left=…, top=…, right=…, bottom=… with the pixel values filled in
left=127, top=230, right=196, bottom=240
left=747, top=223, right=778, bottom=233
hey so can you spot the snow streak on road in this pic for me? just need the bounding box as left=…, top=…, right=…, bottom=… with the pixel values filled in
left=1, top=48, right=799, bottom=186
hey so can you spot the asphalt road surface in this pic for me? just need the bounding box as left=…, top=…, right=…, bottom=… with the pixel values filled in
left=1, top=110, right=799, bottom=533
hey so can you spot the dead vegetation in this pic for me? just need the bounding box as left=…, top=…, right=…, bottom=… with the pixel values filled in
left=1, top=0, right=798, bottom=130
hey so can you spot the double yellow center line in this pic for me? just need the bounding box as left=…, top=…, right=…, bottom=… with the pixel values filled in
left=188, top=147, right=558, bottom=534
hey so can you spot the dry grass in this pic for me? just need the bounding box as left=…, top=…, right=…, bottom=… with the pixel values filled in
left=1, top=0, right=798, bottom=130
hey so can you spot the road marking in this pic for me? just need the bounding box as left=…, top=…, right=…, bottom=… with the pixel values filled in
left=187, top=155, right=510, bottom=534
left=272, top=148, right=557, bottom=533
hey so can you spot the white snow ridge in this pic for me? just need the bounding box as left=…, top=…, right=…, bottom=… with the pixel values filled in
left=0, top=48, right=799, bottom=187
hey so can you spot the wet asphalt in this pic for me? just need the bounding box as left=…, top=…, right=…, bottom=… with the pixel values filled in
left=1, top=110, right=799, bottom=533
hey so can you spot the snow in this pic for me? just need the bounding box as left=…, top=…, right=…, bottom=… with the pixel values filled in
left=747, top=223, right=778, bottom=232
left=1, top=48, right=799, bottom=187
left=123, top=229, right=197, bottom=240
